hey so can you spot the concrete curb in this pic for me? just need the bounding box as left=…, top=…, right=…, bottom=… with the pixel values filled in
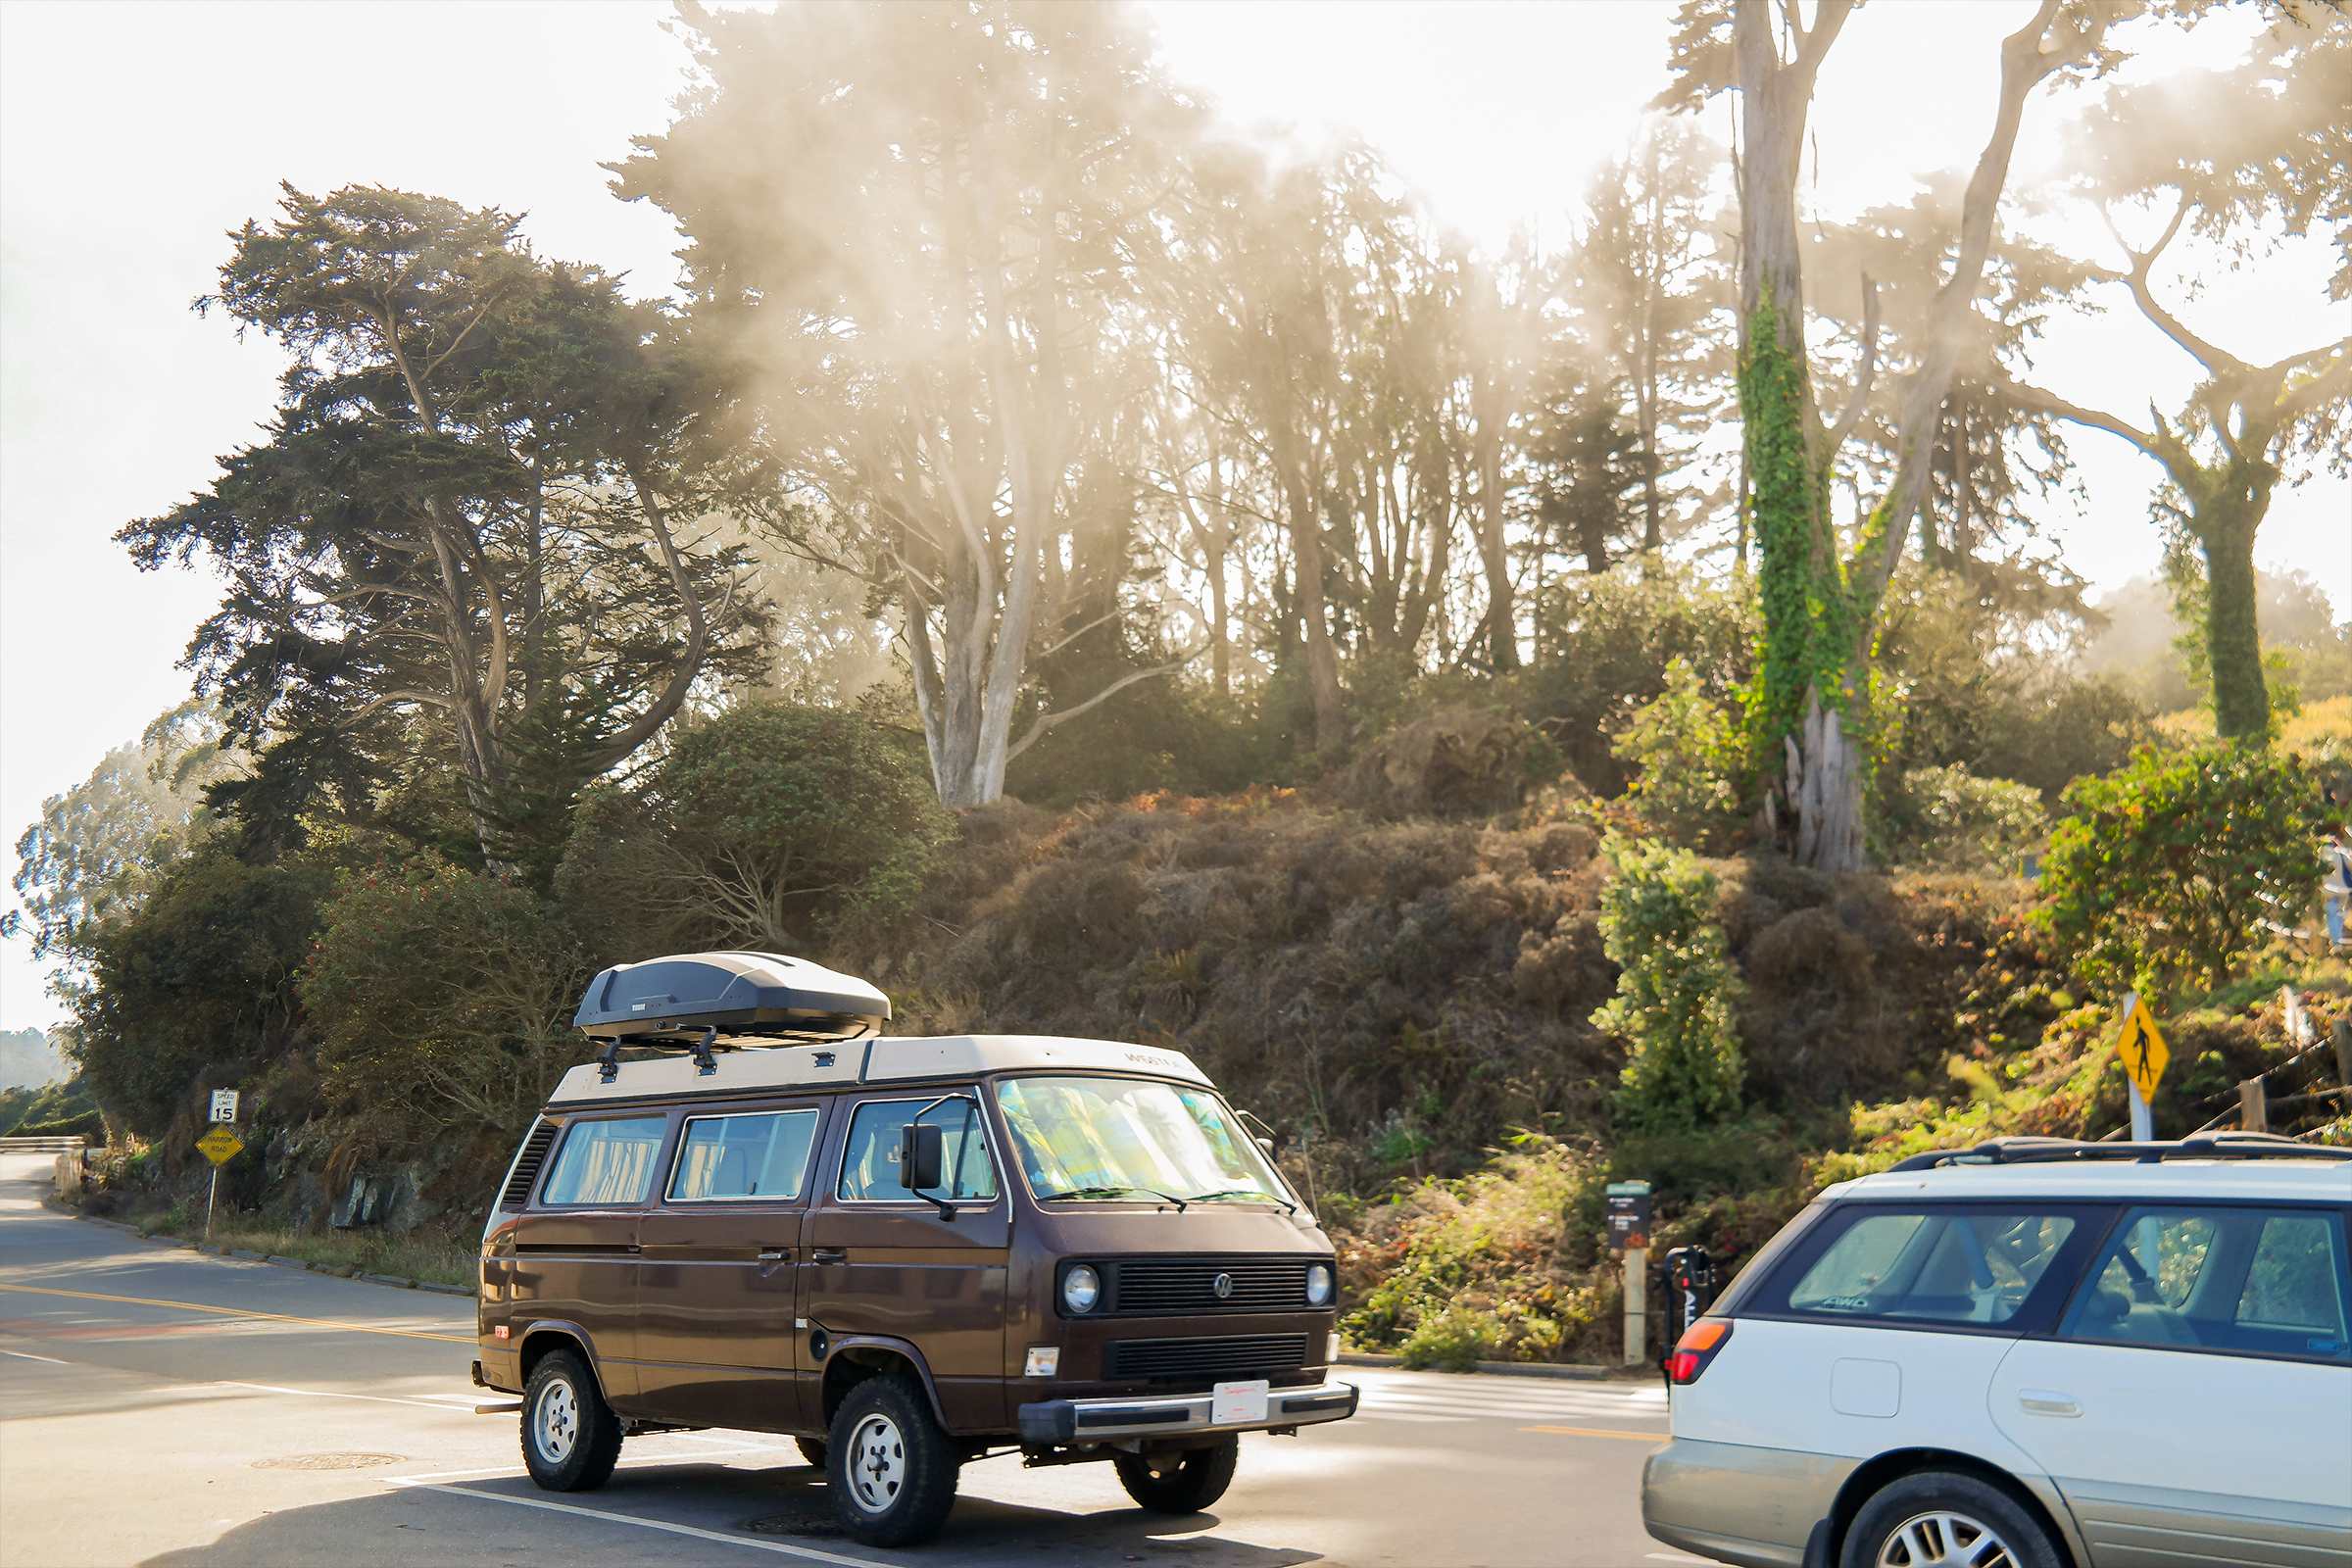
left=1336, top=1351, right=1615, bottom=1382
left=57, top=1212, right=473, bottom=1300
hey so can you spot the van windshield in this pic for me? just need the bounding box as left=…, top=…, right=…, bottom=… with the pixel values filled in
left=996, top=1076, right=1290, bottom=1207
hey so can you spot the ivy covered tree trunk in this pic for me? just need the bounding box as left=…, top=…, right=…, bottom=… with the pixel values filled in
left=2195, top=485, right=2272, bottom=742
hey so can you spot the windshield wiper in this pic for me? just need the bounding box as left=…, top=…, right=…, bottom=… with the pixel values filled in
left=1184, top=1188, right=1297, bottom=1214
left=1038, top=1185, right=1188, bottom=1210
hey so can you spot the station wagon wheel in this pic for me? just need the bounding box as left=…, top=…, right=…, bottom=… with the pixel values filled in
left=519, top=1348, right=622, bottom=1493
left=825, top=1375, right=958, bottom=1547
left=1114, top=1436, right=1239, bottom=1514
left=1842, top=1472, right=2061, bottom=1568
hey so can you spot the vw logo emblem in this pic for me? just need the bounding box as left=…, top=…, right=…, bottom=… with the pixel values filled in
left=1212, top=1273, right=1234, bottom=1299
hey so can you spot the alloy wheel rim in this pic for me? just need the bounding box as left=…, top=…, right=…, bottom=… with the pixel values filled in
left=534, top=1379, right=578, bottom=1464
left=845, top=1411, right=907, bottom=1514
left=1876, top=1509, right=2019, bottom=1568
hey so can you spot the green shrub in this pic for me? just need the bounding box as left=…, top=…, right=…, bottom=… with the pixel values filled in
left=1880, top=765, right=2046, bottom=872
left=559, top=700, right=955, bottom=956
left=1610, top=658, right=1743, bottom=848
left=2035, top=743, right=2325, bottom=999
left=302, top=858, right=590, bottom=1133
left=1593, top=837, right=1746, bottom=1134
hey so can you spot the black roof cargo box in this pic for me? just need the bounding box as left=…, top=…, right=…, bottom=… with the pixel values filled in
left=573, top=951, right=889, bottom=1044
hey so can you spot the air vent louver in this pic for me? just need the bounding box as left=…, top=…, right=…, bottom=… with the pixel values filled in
left=1104, top=1334, right=1308, bottom=1381
left=499, top=1120, right=561, bottom=1209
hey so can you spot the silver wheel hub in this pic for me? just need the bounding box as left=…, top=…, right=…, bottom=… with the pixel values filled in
left=533, top=1379, right=578, bottom=1464
left=845, top=1411, right=907, bottom=1515
left=1877, top=1509, right=2019, bottom=1568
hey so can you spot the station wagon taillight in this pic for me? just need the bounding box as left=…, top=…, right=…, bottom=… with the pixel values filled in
left=1665, top=1318, right=1732, bottom=1384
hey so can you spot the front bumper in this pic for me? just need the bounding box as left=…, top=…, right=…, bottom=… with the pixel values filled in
left=1017, top=1380, right=1358, bottom=1445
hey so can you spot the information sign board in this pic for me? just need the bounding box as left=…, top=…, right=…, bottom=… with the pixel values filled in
left=209, top=1089, right=238, bottom=1125
left=1605, top=1180, right=1652, bottom=1252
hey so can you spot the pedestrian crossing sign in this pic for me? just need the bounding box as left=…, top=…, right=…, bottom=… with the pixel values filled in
left=2115, top=996, right=2170, bottom=1101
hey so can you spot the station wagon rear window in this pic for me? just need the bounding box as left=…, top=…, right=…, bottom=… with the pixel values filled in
left=1770, top=1205, right=2082, bottom=1327
left=539, top=1116, right=668, bottom=1205
left=669, top=1108, right=820, bottom=1201
left=2059, top=1205, right=2352, bottom=1362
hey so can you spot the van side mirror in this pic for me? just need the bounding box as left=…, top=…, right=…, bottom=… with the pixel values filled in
left=900, top=1122, right=945, bottom=1192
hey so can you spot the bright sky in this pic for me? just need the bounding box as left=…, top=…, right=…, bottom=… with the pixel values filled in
left=2, top=0, right=2345, bottom=1034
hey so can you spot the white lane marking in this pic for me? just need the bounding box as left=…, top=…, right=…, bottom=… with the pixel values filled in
left=1647, top=1554, right=1714, bottom=1564
left=384, top=1479, right=880, bottom=1565
left=213, top=1380, right=485, bottom=1411
left=1352, top=1411, right=1472, bottom=1423
left=1, top=1348, right=69, bottom=1363
left=1360, top=1391, right=1669, bottom=1417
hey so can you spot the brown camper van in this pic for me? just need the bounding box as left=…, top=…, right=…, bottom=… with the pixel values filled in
left=472, top=952, right=1356, bottom=1547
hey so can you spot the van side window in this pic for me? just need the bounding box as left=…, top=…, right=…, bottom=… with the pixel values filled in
left=2060, top=1206, right=2351, bottom=1362
left=1775, top=1207, right=2079, bottom=1326
left=539, top=1116, right=668, bottom=1205
left=669, top=1109, right=821, bottom=1201
left=838, top=1098, right=998, bottom=1202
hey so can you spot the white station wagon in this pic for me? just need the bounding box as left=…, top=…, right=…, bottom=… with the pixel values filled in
left=1643, top=1134, right=2352, bottom=1568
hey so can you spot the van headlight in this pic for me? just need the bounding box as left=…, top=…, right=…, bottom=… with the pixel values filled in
left=1305, top=1262, right=1334, bottom=1306
left=1062, top=1264, right=1102, bottom=1314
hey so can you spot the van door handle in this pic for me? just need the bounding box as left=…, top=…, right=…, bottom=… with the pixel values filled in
left=758, top=1250, right=791, bottom=1261
left=810, top=1249, right=848, bottom=1264
left=2017, top=1390, right=2080, bottom=1417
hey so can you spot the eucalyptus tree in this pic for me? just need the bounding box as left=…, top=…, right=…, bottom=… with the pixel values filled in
left=122, top=186, right=767, bottom=875
left=615, top=2, right=1200, bottom=806
left=1660, top=0, right=2146, bottom=871
left=2004, top=21, right=2351, bottom=740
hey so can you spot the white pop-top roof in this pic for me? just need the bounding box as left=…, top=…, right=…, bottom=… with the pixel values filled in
left=546, top=1033, right=1212, bottom=1108
left=1825, top=1157, right=2352, bottom=1206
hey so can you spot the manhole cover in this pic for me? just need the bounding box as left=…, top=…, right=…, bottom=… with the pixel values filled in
left=249, top=1453, right=407, bottom=1471
left=744, top=1511, right=845, bottom=1539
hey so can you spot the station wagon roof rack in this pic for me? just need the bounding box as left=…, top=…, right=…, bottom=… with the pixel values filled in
left=1888, top=1132, right=2352, bottom=1170
left=572, top=952, right=891, bottom=1081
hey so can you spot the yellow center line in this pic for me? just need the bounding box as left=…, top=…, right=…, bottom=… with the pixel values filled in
left=1518, top=1424, right=1667, bottom=1442
left=0, top=1283, right=473, bottom=1344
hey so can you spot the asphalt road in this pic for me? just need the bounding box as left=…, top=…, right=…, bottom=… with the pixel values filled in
left=0, top=1153, right=1684, bottom=1568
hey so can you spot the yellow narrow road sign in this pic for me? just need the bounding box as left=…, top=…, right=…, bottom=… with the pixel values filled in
left=195, top=1127, right=244, bottom=1166
left=2115, top=996, right=2170, bottom=1101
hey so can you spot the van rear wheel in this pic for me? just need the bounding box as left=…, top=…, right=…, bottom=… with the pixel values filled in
left=1114, top=1437, right=1239, bottom=1514
left=520, top=1349, right=621, bottom=1493
left=826, top=1376, right=958, bottom=1546
left=1841, top=1471, right=2061, bottom=1568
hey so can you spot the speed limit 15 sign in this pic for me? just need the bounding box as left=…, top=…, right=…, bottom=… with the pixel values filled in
left=209, top=1090, right=238, bottom=1124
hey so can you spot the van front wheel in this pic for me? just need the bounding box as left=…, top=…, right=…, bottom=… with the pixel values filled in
left=1115, top=1437, right=1238, bottom=1514
left=827, top=1376, right=958, bottom=1546
left=519, top=1349, right=621, bottom=1493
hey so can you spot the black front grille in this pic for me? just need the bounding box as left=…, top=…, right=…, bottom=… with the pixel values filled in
left=1105, top=1334, right=1308, bottom=1380
left=501, top=1120, right=560, bottom=1209
left=1107, top=1256, right=1309, bottom=1315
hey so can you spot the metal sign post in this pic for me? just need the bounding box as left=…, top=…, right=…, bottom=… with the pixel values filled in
left=195, top=1123, right=244, bottom=1241
left=1606, top=1181, right=1653, bottom=1365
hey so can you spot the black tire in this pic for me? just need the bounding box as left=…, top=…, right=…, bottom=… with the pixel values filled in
left=1113, top=1437, right=1239, bottom=1515
left=825, top=1376, right=959, bottom=1547
left=519, top=1349, right=622, bottom=1493
left=795, top=1437, right=828, bottom=1470
left=1840, top=1470, right=2063, bottom=1568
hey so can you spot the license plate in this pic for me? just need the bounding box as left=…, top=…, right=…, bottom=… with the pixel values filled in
left=1211, top=1379, right=1269, bottom=1425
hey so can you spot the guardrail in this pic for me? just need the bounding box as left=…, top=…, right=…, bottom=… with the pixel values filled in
left=0, top=1136, right=89, bottom=1152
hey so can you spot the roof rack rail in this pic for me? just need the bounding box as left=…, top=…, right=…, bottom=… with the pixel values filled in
left=1888, top=1132, right=2352, bottom=1171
